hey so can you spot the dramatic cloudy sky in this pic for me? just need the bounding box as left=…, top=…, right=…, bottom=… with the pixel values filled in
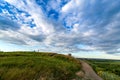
left=0, top=0, right=120, bottom=59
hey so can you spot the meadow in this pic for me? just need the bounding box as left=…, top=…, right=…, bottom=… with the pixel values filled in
left=85, top=59, right=120, bottom=80
left=0, top=52, right=81, bottom=80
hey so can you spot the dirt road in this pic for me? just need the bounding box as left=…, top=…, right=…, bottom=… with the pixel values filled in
left=80, top=61, right=103, bottom=80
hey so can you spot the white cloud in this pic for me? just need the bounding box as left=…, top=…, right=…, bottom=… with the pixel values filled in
left=1, top=0, right=120, bottom=57
left=83, top=30, right=94, bottom=37
left=0, top=29, right=40, bottom=45
left=5, top=0, right=54, bottom=35
left=61, top=0, right=84, bottom=13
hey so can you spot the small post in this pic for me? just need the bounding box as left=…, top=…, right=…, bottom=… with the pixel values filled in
left=68, top=53, right=72, bottom=56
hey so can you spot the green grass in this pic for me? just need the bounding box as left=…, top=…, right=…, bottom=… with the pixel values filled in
left=98, top=71, right=120, bottom=80
left=85, top=59, right=120, bottom=80
left=0, top=52, right=81, bottom=80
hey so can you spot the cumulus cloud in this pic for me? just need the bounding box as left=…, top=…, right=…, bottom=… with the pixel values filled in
left=0, top=0, right=120, bottom=55
left=59, top=0, right=120, bottom=54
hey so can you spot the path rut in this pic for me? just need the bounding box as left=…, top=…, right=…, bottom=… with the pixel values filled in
left=79, top=61, right=103, bottom=80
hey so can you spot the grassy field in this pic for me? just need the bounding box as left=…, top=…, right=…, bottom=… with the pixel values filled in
left=85, top=59, right=120, bottom=80
left=0, top=52, right=81, bottom=80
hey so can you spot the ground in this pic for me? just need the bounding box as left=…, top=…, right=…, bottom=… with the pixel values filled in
left=75, top=60, right=103, bottom=80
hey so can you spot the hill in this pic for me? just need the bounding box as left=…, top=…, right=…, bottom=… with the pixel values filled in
left=0, top=52, right=81, bottom=80
left=82, top=59, right=120, bottom=80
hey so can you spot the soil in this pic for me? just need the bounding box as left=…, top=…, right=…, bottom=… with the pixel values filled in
left=75, top=61, right=103, bottom=80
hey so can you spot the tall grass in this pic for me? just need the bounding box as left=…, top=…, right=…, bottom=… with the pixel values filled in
left=86, top=59, right=120, bottom=80
left=98, top=71, right=120, bottom=80
left=0, top=52, right=81, bottom=80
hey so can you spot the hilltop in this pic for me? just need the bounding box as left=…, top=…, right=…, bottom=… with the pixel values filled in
left=0, top=52, right=81, bottom=80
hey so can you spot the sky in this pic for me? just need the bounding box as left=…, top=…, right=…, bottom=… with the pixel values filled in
left=0, top=0, right=120, bottom=60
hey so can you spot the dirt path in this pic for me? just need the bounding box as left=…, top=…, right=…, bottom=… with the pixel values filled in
left=78, top=61, right=103, bottom=80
